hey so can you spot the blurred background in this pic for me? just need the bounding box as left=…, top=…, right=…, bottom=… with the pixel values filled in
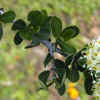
left=0, top=0, right=100, bottom=100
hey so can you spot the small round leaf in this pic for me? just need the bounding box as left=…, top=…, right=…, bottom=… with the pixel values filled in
left=12, top=19, right=26, bottom=30
left=0, top=10, right=16, bottom=23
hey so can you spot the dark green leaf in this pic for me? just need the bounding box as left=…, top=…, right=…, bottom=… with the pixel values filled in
left=66, top=67, right=70, bottom=78
left=0, top=23, right=3, bottom=40
left=43, top=53, right=53, bottom=67
left=65, top=55, right=73, bottom=66
left=68, top=68, right=79, bottom=82
left=38, top=70, right=50, bottom=85
left=12, top=19, right=26, bottom=30
left=40, top=10, right=48, bottom=26
left=37, top=27, right=50, bottom=40
left=84, top=78, right=94, bottom=95
left=19, top=29, right=34, bottom=40
left=78, top=57, right=87, bottom=66
left=57, top=84, right=65, bottom=96
left=54, top=59, right=66, bottom=82
left=57, top=39, right=76, bottom=54
left=50, top=16, right=62, bottom=38
left=54, top=59, right=65, bottom=68
left=37, top=17, right=51, bottom=40
left=55, top=68, right=66, bottom=82
left=0, top=10, right=16, bottom=23
left=14, top=32, right=23, bottom=45
left=62, top=26, right=80, bottom=41
left=27, top=10, right=42, bottom=26
left=55, top=80, right=66, bottom=96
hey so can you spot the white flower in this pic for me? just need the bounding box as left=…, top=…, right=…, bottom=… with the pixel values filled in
left=84, top=36, right=100, bottom=96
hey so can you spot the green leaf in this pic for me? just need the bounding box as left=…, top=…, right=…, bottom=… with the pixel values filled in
left=0, top=10, right=16, bottom=23
left=68, top=68, right=79, bottom=82
left=38, top=70, right=50, bottom=85
left=84, top=78, right=94, bottom=95
left=66, top=66, right=70, bottom=79
left=40, top=10, right=48, bottom=26
left=61, top=26, right=80, bottom=41
left=27, top=10, right=42, bottom=26
left=57, top=39, right=76, bottom=54
left=65, top=55, right=73, bottom=66
left=43, top=53, right=53, bottom=67
left=37, top=27, right=50, bottom=40
left=54, top=59, right=65, bottom=68
left=37, top=17, right=51, bottom=40
left=25, top=39, right=40, bottom=49
left=0, top=23, right=3, bottom=40
left=78, top=58, right=87, bottom=66
left=57, top=84, right=65, bottom=96
left=12, top=19, right=26, bottom=30
left=54, top=59, right=66, bottom=82
left=14, top=32, right=23, bottom=45
left=50, top=16, right=62, bottom=38
left=55, top=79, right=66, bottom=96
left=19, top=28, right=34, bottom=40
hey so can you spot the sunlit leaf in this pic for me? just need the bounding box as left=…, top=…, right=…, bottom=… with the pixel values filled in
left=62, top=25, right=80, bottom=41
left=57, top=39, right=76, bottom=54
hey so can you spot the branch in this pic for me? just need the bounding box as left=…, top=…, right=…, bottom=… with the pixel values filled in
left=42, top=40, right=68, bottom=57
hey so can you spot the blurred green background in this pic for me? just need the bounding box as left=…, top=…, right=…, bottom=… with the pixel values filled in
left=0, top=0, right=100, bottom=100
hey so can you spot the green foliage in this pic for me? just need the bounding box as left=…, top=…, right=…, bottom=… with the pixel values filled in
left=0, top=10, right=16, bottom=23
left=57, top=39, right=76, bottom=54
left=68, top=68, right=80, bottom=82
left=62, top=26, right=80, bottom=41
left=0, top=7, right=99, bottom=99
left=43, top=53, right=53, bottom=67
left=55, top=80, right=66, bottom=96
left=28, top=10, right=43, bottom=26
left=12, top=19, right=26, bottom=30
left=50, top=16, right=62, bottom=38
left=84, top=70, right=96, bottom=95
left=38, top=70, right=50, bottom=86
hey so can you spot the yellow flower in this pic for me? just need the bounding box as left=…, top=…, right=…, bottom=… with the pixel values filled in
left=68, top=87, right=79, bottom=99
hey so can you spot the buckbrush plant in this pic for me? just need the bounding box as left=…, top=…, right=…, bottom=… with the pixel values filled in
left=0, top=8, right=100, bottom=97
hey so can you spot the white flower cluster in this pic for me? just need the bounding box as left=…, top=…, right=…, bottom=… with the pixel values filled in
left=84, top=37, right=100, bottom=96
left=85, top=37, right=100, bottom=71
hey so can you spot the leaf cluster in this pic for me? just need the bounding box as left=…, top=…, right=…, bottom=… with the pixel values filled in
left=0, top=8, right=98, bottom=96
